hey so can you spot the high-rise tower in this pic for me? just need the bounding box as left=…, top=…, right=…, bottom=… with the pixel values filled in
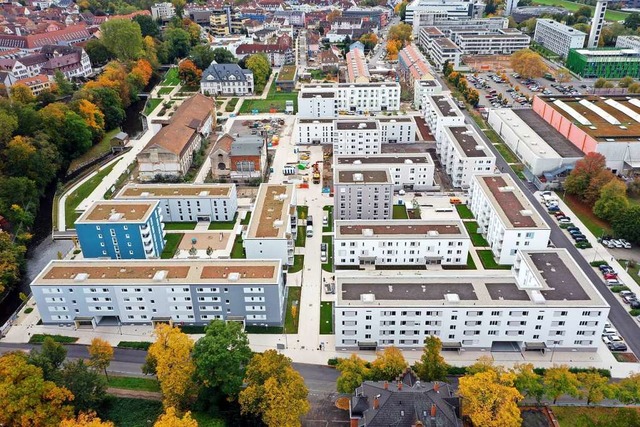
left=588, top=0, right=608, bottom=48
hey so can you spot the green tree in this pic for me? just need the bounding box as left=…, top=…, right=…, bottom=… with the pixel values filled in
left=512, top=363, right=544, bottom=403
left=612, top=205, right=640, bottom=244
left=0, top=109, right=18, bottom=146
left=387, top=22, right=412, bottom=45
left=577, top=370, right=611, bottom=405
left=543, top=365, right=581, bottom=404
left=54, top=70, right=74, bottom=96
left=165, top=27, right=192, bottom=61
left=626, top=12, right=640, bottom=30
left=336, top=354, right=371, bottom=393
left=0, top=176, right=39, bottom=226
left=58, top=359, right=107, bottom=413
left=414, top=336, right=449, bottom=382
left=593, top=179, right=629, bottom=221
left=192, top=320, right=252, bottom=400
left=0, top=231, right=25, bottom=294
left=619, top=76, right=635, bottom=88
left=190, top=45, right=216, bottom=70
left=211, top=47, right=238, bottom=65
left=370, top=346, right=408, bottom=381
left=484, top=0, right=497, bottom=14
left=615, top=373, right=640, bottom=404
left=245, top=53, right=272, bottom=92
left=27, top=336, right=67, bottom=381
left=133, top=14, right=160, bottom=38
left=83, top=87, right=126, bottom=130
left=101, top=19, right=143, bottom=61
left=575, top=5, right=592, bottom=19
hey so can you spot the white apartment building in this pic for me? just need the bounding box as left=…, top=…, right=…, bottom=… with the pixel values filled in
left=424, top=94, right=465, bottom=142
left=616, top=35, right=640, bottom=51
left=334, top=249, right=609, bottom=352
left=439, top=126, right=496, bottom=188
left=151, top=2, right=176, bottom=20
left=419, top=28, right=464, bottom=71
left=31, top=259, right=285, bottom=327
left=487, top=109, right=583, bottom=176
left=407, top=0, right=474, bottom=26
left=298, top=82, right=401, bottom=118
left=452, top=29, right=531, bottom=55
left=468, top=174, right=551, bottom=265
left=415, top=79, right=442, bottom=110
left=334, top=168, right=393, bottom=220
left=534, top=19, right=587, bottom=58
left=334, top=220, right=470, bottom=267
left=336, top=153, right=436, bottom=191
left=115, top=183, right=239, bottom=223
left=243, top=184, right=297, bottom=266
left=295, top=117, right=416, bottom=149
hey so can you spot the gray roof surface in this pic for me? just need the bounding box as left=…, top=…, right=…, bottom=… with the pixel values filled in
left=230, top=136, right=264, bottom=156
left=513, top=109, right=585, bottom=158
left=532, top=252, right=589, bottom=301
left=342, top=282, right=478, bottom=301
left=202, top=63, right=252, bottom=83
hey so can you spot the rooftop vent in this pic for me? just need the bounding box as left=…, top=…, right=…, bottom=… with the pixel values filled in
left=358, top=123, right=367, bottom=129
left=428, top=230, right=439, bottom=236
left=362, top=228, right=374, bottom=237
left=353, top=173, right=364, bottom=182
left=444, top=293, right=460, bottom=303
left=109, top=213, right=123, bottom=221
left=361, top=293, right=375, bottom=302
left=153, top=270, right=168, bottom=282
left=353, top=160, right=362, bottom=165
left=74, top=273, right=89, bottom=282
left=273, top=220, right=284, bottom=228
left=520, top=210, right=534, bottom=216
left=228, top=272, right=240, bottom=281
left=404, top=159, right=413, bottom=164
left=140, top=192, right=150, bottom=197
left=531, top=290, right=546, bottom=304
left=498, top=186, right=515, bottom=192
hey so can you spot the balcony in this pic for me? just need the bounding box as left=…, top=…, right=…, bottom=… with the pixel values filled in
left=145, top=248, right=154, bottom=255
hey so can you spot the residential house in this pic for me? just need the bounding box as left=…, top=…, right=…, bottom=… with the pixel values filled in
left=200, top=63, right=254, bottom=96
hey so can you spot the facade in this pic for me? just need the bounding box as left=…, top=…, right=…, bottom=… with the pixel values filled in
left=115, top=183, right=238, bottom=223
left=210, top=133, right=268, bottom=182
left=14, top=74, right=51, bottom=96
left=438, top=126, right=496, bottom=188
left=31, top=259, right=285, bottom=327
left=534, top=19, right=586, bottom=58
left=151, top=2, right=176, bottom=21
left=334, top=220, right=470, bottom=267
left=566, top=48, right=640, bottom=78
left=398, top=44, right=432, bottom=87
left=137, top=94, right=214, bottom=180
left=415, top=80, right=442, bottom=110
left=243, top=184, right=297, bottom=266
left=298, top=82, right=401, bottom=118
left=487, top=108, right=584, bottom=176
left=451, top=29, right=530, bottom=55
left=296, top=117, right=415, bottom=148
left=75, top=200, right=165, bottom=260
left=334, top=167, right=393, bottom=221
left=334, top=249, right=609, bottom=352
left=429, top=38, right=463, bottom=71
left=424, top=94, right=465, bottom=142
left=616, top=35, right=640, bottom=51
left=336, top=153, right=436, bottom=191
left=333, top=121, right=382, bottom=155
left=588, top=0, right=607, bottom=49
left=200, top=63, right=254, bottom=96
left=406, top=0, right=474, bottom=26
left=468, top=174, right=551, bottom=265
left=505, top=0, right=519, bottom=16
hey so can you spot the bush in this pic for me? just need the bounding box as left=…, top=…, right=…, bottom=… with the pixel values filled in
left=576, top=242, right=592, bottom=249
left=533, top=367, right=611, bottom=378
left=590, top=260, right=608, bottom=267
left=117, top=341, right=152, bottom=350
left=29, top=334, right=78, bottom=343
left=630, top=309, right=640, bottom=317
left=24, top=307, right=33, bottom=314
left=610, top=286, right=630, bottom=293
left=73, top=249, right=81, bottom=255
left=559, top=223, right=574, bottom=229
left=447, top=366, right=467, bottom=376
left=327, top=358, right=339, bottom=366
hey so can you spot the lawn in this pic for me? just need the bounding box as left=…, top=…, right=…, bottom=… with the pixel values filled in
left=466, top=253, right=477, bottom=270
left=239, top=73, right=298, bottom=114
left=230, top=234, right=245, bottom=259
left=320, top=302, right=333, bottom=334
left=29, top=334, right=78, bottom=344
left=278, top=65, right=297, bottom=82
left=322, top=205, right=333, bottom=233
left=161, top=233, right=182, bottom=259
left=532, top=0, right=630, bottom=21
left=393, top=204, right=409, bottom=219
left=240, top=211, right=251, bottom=225
left=68, top=128, right=121, bottom=173
left=117, top=341, right=152, bottom=350
left=494, top=142, right=518, bottom=164
left=463, top=222, right=489, bottom=247
left=289, top=254, right=304, bottom=273
left=620, top=260, right=640, bottom=287
left=297, top=205, right=309, bottom=220
left=144, top=98, right=162, bottom=115
left=477, top=250, right=511, bottom=270
left=225, top=97, right=239, bottom=112
left=559, top=193, right=612, bottom=237
left=208, top=213, right=238, bottom=230
left=107, top=376, right=160, bottom=393
left=551, top=406, right=640, bottom=427
left=65, top=161, right=119, bottom=229
left=157, top=86, right=173, bottom=95
left=295, top=225, right=306, bottom=247
left=102, top=397, right=163, bottom=427
left=163, top=222, right=197, bottom=231
left=284, top=286, right=301, bottom=333
left=455, top=204, right=474, bottom=220
left=322, top=235, right=333, bottom=273
left=161, top=67, right=180, bottom=86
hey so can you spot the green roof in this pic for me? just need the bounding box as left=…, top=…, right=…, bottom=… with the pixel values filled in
left=277, top=65, right=297, bottom=82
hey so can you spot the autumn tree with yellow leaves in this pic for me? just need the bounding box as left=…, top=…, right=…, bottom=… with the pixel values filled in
left=153, top=407, right=198, bottom=427
left=145, top=324, right=197, bottom=410
left=60, top=412, right=115, bottom=427
left=336, top=354, right=371, bottom=394
left=458, top=369, right=523, bottom=427
left=370, top=346, right=408, bottom=381
left=88, top=337, right=114, bottom=380
left=239, top=350, right=309, bottom=427
left=510, top=49, right=548, bottom=79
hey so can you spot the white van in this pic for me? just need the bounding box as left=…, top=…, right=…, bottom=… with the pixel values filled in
left=306, top=224, right=313, bottom=237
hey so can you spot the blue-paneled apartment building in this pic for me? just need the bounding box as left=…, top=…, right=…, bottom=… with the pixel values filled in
left=75, top=200, right=165, bottom=259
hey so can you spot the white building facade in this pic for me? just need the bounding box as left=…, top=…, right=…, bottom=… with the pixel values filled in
left=295, top=117, right=416, bottom=147
left=424, top=94, right=465, bottom=142
left=298, top=82, right=401, bottom=118
left=439, top=125, right=496, bottom=188
left=452, top=29, right=531, bottom=55
left=151, top=2, right=176, bottom=20
left=534, top=19, right=587, bottom=58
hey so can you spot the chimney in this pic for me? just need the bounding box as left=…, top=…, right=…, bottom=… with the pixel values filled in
left=431, top=404, right=436, bottom=417
left=434, top=382, right=440, bottom=393
left=373, top=396, right=379, bottom=410
left=398, top=381, right=403, bottom=391
left=384, top=381, right=388, bottom=390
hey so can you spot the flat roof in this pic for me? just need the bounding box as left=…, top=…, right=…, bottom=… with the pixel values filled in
left=335, top=220, right=467, bottom=239
left=536, top=18, right=587, bottom=36
left=33, top=259, right=281, bottom=285
left=76, top=200, right=158, bottom=223
left=381, top=142, right=432, bottom=154
left=117, top=183, right=234, bottom=198
left=421, top=26, right=444, bottom=36
left=335, top=121, right=378, bottom=130
left=433, top=38, right=461, bottom=50
left=336, top=250, right=606, bottom=307
left=430, top=95, right=462, bottom=118
left=298, top=118, right=335, bottom=124
left=475, top=174, right=547, bottom=229
left=335, top=168, right=392, bottom=184
left=246, top=184, right=295, bottom=239
left=301, top=91, right=335, bottom=98
left=376, top=117, right=413, bottom=123
left=444, top=126, right=493, bottom=158
left=336, top=153, right=433, bottom=165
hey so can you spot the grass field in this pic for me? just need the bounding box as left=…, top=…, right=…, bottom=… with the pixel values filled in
left=107, top=376, right=160, bottom=392
left=322, top=205, right=333, bottom=232
left=157, top=87, right=173, bottom=95
left=231, top=234, right=245, bottom=259
left=393, top=204, right=409, bottom=219
left=68, top=128, right=121, bottom=173
left=65, top=161, right=119, bottom=229
left=297, top=205, right=309, bottom=220
left=455, top=204, right=474, bottom=220
left=241, top=211, right=251, bottom=225
left=463, top=222, right=489, bottom=247
left=29, top=334, right=78, bottom=344
left=551, top=406, right=640, bottom=427
left=239, top=73, right=298, bottom=114
left=102, top=397, right=163, bottom=427
left=494, top=142, right=518, bottom=164
left=289, top=254, right=304, bottom=273
left=322, top=235, right=333, bottom=273
left=284, top=286, right=301, bottom=333
left=225, top=97, right=239, bottom=112
left=161, top=68, right=180, bottom=86
left=161, top=233, right=182, bottom=259
left=620, top=260, right=640, bottom=287
left=477, top=250, right=511, bottom=269
left=296, top=225, right=307, bottom=247
left=559, top=193, right=612, bottom=237
left=532, top=0, right=630, bottom=21
left=163, top=222, right=197, bottom=230
left=208, top=213, right=238, bottom=230
left=466, top=253, right=477, bottom=269
left=144, top=98, right=162, bottom=115
left=320, top=302, right=333, bottom=334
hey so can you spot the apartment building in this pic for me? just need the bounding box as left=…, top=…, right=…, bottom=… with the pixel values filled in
left=424, top=95, right=465, bottom=142
left=336, top=153, right=436, bottom=191
left=406, top=0, right=474, bottom=26
left=534, top=19, right=586, bottom=58
left=200, top=63, right=254, bottom=96
left=439, top=126, right=496, bottom=188
left=334, top=121, right=382, bottom=155
left=334, top=168, right=393, bottom=221
left=243, top=184, right=297, bottom=266
left=31, top=259, right=285, bottom=327
left=419, top=27, right=463, bottom=70
left=415, top=80, right=442, bottom=110
left=468, top=174, right=551, bottom=265
left=115, top=183, right=238, bottom=223
left=346, top=48, right=370, bottom=83
left=298, top=82, right=401, bottom=118
left=452, top=28, right=530, bottom=55
left=334, top=220, right=470, bottom=267
left=75, top=200, right=165, bottom=260
left=334, top=249, right=609, bottom=352
left=151, top=2, right=176, bottom=20
left=296, top=117, right=416, bottom=147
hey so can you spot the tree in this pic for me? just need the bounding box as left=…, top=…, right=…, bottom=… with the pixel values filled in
left=133, top=14, right=160, bottom=38
left=466, top=355, right=496, bottom=375
left=484, top=0, right=497, bottom=15
left=190, top=45, right=216, bottom=70
left=211, top=47, right=237, bottom=65
left=0, top=109, right=18, bottom=146
left=27, top=336, right=67, bottom=381
left=327, top=9, right=341, bottom=23
left=387, top=23, right=412, bottom=45
left=178, top=59, right=201, bottom=86
left=575, top=5, right=592, bottom=19
left=414, top=336, right=449, bottom=382
left=165, top=27, right=192, bottom=61
left=0, top=231, right=25, bottom=294
left=612, top=205, right=640, bottom=244
left=3, top=134, right=60, bottom=190
left=39, top=104, right=93, bottom=158
left=359, top=33, right=378, bottom=52
left=154, top=407, right=198, bottom=427
left=36, top=89, right=57, bottom=107
left=512, top=363, right=544, bottom=403
left=370, top=346, right=408, bottom=381
left=630, top=82, right=640, bottom=93
left=510, top=49, right=548, bottom=79
left=54, top=70, right=74, bottom=97
left=0, top=352, right=74, bottom=426
left=88, top=337, right=114, bottom=380
left=584, top=168, right=615, bottom=205
left=146, top=324, right=196, bottom=410
left=239, top=350, right=310, bottom=427
left=594, top=77, right=607, bottom=88
left=619, top=76, right=635, bottom=88
left=593, top=179, right=629, bottom=221
left=443, top=60, right=453, bottom=77
left=11, top=83, right=35, bottom=104
left=467, top=88, right=479, bottom=106
left=245, top=53, right=272, bottom=92
left=626, top=12, right=640, bottom=30
left=615, top=373, right=640, bottom=404
left=85, top=39, right=113, bottom=67
left=543, top=365, right=581, bottom=404
left=83, top=87, right=126, bottom=130
left=58, top=359, right=107, bottom=413
left=61, top=412, right=114, bottom=427
left=521, top=17, right=538, bottom=35
left=74, top=99, right=105, bottom=142
left=555, top=68, right=572, bottom=84
left=172, top=0, right=186, bottom=18
left=101, top=19, right=143, bottom=61
left=336, top=354, right=371, bottom=393
left=386, top=39, right=402, bottom=60
left=564, top=152, right=608, bottom=203
left=458, top=370, right=523, bottom=427
left=192, top=320, right=252, bottom=400
left=577, top=370, right=611, bottom=405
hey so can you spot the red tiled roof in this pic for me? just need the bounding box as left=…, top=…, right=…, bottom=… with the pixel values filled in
left=0, top=24, right=90, bottom=50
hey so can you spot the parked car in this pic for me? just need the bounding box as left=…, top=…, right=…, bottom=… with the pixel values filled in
left=607, top=279, right=622, bottom=286
left=567, top=226, right=580, bottom=232
left=609, top=342, right=628, bottom=352
left=602, top=335, right=612, bottom=345
left=574, top=237, right=587, bottom=242
left=604, top=273, right=618, bottom=280
left=598, top=264, right=611, bottom=271
left=548, top=206, right=560, bottom=212
left=623, top=295, right=637, bottom=304
left=603, top=327, right=617, bottom=335
left=572, top=234, right=587, bottom=240
left=559, top=218, right=572, bottom=223
left=631, top=301, right=640, bottom=309
left=620, top=291, right=635, bottom=298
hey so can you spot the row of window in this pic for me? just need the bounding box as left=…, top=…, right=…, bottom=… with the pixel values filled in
left=341, top=310, right=599, bottom=318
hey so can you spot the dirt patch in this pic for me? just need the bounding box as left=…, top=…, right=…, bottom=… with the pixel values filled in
left=107, top=387, right=162, bottom=401
left=614, top=352, right=639, bottom=363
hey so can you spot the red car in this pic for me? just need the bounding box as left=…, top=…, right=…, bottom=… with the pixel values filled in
left=604, top=273, right=618, bottom=280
